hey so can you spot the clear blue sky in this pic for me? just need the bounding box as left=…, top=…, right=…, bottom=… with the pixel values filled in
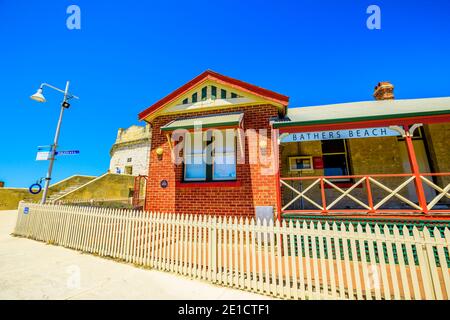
left=1, top=0, right=449, bottom=187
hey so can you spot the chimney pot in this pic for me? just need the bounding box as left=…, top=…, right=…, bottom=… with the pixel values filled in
left=373, top=81, right=394, bottom=100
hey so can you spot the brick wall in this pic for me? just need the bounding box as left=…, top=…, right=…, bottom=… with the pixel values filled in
left=145, top=104, right=280, bottom=216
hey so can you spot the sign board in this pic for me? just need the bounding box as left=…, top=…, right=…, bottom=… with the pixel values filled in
left=313, top=156, right=324, bottom=169
left=36, top=151, right=51, bottom=161
left=23, top=207, right=29, bottom=214
left=281, top=127, right=400, bottom=143
left=56, top=150, right=80, bottom=156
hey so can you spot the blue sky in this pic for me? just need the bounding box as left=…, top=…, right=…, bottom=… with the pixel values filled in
left=1, top=0, right=449, bottom=187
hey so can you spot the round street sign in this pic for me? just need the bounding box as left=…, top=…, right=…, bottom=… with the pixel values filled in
left=29, top=183, right=42, bottom=195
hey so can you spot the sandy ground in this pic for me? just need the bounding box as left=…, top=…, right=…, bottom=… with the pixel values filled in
left=0, top=210, right=271, bottom=300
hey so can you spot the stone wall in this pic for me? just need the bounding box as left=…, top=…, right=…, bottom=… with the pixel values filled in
left=424, top=123, right=450, bottom=203
left=110, top=124, right=151, bottom=176
left=60, top=173, right=135, bottom=201
left=0, top=175, right=96, bottom=210
left=0, top=189, right=40, bottom=210
left=109, top=141, right=150, bottom=176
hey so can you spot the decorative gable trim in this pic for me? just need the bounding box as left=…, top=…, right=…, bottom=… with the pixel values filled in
left=138, top=70, right=289, bottom=122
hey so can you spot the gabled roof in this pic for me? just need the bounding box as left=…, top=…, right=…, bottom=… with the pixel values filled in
left=272, top=97, right=450, bottom=128
left=138, top=70, right=289, bottom=121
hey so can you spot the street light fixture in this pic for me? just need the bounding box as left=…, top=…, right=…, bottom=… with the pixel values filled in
left=30, top=81, right=79, bottom=204
left=30, top=88, right=46, bottom=102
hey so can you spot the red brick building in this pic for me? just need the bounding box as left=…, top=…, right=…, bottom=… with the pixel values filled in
left=138, top=71, right=450, bottom=220
left=138, top=70, right=288, bottom=216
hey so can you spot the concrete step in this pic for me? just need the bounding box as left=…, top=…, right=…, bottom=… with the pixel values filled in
left=48, top=183, right=88, bottom=200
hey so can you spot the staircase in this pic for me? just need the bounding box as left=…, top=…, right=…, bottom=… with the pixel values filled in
left=47, top=182, right=92, bottom=203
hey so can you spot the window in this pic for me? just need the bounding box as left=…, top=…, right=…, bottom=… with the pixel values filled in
left=201, top=87, right=207, bottom=100
left=127, top=157, right=132, bottom=163
left=212, top=130, right=236, bottom=180
left=288, top=156, right=313, bottom=172
left=231, top=92, right=238, bottom=98
left=321, top=140, right=351, bottom=181
left=221, top=89, right=227, bottom=99
left=125, top=166, right=133, bottom=175
left=183, top=130, right=236, bottom=182
left=192, top=92, right=198, bottom=103
left=182, top=98, right=189, bottom=104
left=184, top=132, right=207, bottom=181
left=211, top=86, right=217, bottom=100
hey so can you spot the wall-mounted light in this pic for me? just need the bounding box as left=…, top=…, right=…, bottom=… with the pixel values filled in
left=156, top=147, right=164, bottom=156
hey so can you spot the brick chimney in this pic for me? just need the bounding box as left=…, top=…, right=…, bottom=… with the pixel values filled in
left=373, top=81, right=394, bottom=100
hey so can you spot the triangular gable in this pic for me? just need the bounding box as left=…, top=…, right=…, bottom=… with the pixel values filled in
left=138, top=70, right=289, bottom=122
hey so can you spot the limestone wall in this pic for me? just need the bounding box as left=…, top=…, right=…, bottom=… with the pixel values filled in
left=0, top=175, right=96, bottom=210
left=109, top=141, right=150, bottom=176
left=109, top=124, right=151, bottom=176
left=59, top=173, right=135, bottom=201
left=424, top=123, right=450, bottom=204
left=0, top=189, right=40, bottom=210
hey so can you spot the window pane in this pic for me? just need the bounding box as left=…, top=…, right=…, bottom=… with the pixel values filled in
left=182, top=98, right=188, bottom=104
left=213, top=129, right=235, bottom=153
left=321, top=140, right=345, bottom=153
left=184, top=133, right=206, bottom=180
left=201, top=87, right=207, bottom=100
left=323, top=154, right=348, bottom=176
left=231, top=92, right=238, bottom=98
left=211, top=86, right=217, bottom=99
left=213, top=153, right=236, bottom=180
left=185, top=159, right=206, bottom=180
left=213, top=130, right=236, bottom=180
left=221, top=89, right=227, bottom=99
left=192, top=92, right=198, bottom=103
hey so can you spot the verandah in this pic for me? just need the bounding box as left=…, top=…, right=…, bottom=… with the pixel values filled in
left=273, top=98, right=450, bottom=219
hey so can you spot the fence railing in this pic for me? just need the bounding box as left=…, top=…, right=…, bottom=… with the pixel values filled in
left=281, top=173, right=450, bottom=215
left=14, top=202, right=450, bottom=300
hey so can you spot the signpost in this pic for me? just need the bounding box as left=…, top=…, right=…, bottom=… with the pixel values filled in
left=36, top=151, right=51, bottom=161
left=36, top=149, right=79, bottom=161
left=56, top=150, right=80, bottom=156
left=34, top=148, right=80, bottom=194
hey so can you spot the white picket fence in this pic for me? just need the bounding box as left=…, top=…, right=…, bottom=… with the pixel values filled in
left=14, top=202, right=450, bottom=300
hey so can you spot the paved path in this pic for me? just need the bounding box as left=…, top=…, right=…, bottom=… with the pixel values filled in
left=0, top=210, right=271, bottom=300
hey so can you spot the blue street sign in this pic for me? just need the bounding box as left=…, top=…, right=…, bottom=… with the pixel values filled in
left=23, top=207, right=29, bottom=214
left=56, top=150, right=80, bottom=156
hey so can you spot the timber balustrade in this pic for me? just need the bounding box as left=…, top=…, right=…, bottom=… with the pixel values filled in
left=14, top=202, right=450, bottom=300
left=280, top=173, right=450, bottom=215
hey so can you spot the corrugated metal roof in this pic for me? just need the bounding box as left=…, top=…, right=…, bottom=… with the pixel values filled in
left=272, top=97, right=450, bottom=128
left=161, top=112, right=244, bottom=131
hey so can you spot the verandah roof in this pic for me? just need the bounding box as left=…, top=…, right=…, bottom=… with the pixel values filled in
left=272, top=97, right=450, bottom=128
left=160, top=112, right=244, bottom=132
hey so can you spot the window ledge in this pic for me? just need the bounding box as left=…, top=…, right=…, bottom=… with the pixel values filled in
left=176, top=181, right=241, bottom=188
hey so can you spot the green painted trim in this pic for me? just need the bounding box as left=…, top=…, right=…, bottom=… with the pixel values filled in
left=273, top=109, right=450, bottom=128
left=283, top=214, right=450, bottom=224
left=161, top=120, right=240, bottom=131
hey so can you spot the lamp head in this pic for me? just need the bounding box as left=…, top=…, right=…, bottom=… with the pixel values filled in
left=30, top=88, right=46, bottom=103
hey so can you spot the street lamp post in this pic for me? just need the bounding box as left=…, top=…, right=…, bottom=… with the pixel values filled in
left=30, top=81, right=79, bottom=204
